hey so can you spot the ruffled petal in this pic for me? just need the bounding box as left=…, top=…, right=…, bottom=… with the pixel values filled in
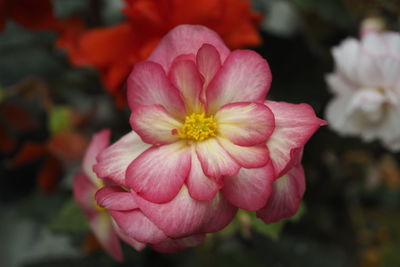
left=265, top=101, right=326, bottom=176
left=126, top=142, right=191, bottom=203
left=196, top=44, right=221, bottom=90
left=256, top=164, right=305, bottom=224
left=221, top=161, right=275, bottom=211
left=82, top=129, right=110, bottom=187
left=127, top=61, right=185, bottom=118
left=149, top=25, right=230, bottom=72
left=95, top=186, right=138, bottom=211
left=217, top=137, right=269, bottom=168
left=133, top=186, right=216, bottom=238
left=206, top=50, right=272, bottom=113
left=186, top=147, right=221, bottom=201
left=89, top=212, right=123, bottom=261
left=196, top=138, right=240, bottom=178
left=94, top=131, right=151, bottom=185
left=169, top=58, right=204, bottom=113
left=153, top=234, right=205, bottom=253
left=215, top=102, right=275, bottom=146
left=130, top=104, right=182, bottom=145
left=111, top=210, right=167, bottom=244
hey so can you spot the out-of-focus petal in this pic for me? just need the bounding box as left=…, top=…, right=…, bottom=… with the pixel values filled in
left=130, top=104, right=182, bottom=145
left=206, top=50, right=272, bottom=113
left=73, top=172, right=98, bottom=219
left=94, top=131, right=151, bottom=186
left=215, top=102, right=275, bottom=146
left=256, top=164, right=305, bottom=224
left=126, top=142, right=191, bottom=203
left=153, top=234, right=206, bottom=253
left=222, top=161, right=275, bottom=211
left=112, top=220, right=146, bottom=251
left=83, top=129, right=110, bottom=186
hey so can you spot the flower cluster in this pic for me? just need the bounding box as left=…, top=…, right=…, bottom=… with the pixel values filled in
left=326, top=31, right=400, bottom=151
left=74, top=25, right=325, bottom=256
left=57, top=0, right=262, bottom=107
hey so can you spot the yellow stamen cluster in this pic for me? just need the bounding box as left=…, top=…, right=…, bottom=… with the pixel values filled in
left=178, top=113, right=217, bottom=141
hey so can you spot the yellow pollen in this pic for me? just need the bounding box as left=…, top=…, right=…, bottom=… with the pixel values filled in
left=178, top=113, right=217, bottom=141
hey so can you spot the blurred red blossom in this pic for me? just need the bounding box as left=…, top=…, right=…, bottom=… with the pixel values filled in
left=57, top=0, right=262, bottom=107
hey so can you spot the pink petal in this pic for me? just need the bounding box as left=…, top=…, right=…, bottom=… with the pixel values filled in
left=73, top=172, right=98, bottom=219
left=94, top=131, right=151, bottom=186
left=149, top=25, right=230, bottom=72
left=133, top=186, right=215, bottom=238
left=130, top=104, right=182, bottom=145
left=111, top=209, right=167, bottom=244
left=153, top=234, right=206, bottom=253
left=215, top=102, right=275, bottom=146
left=112, top=220, right=146, bottom=251
left=169, top=58, right=204, bottom=113
left=200, top=193, right=238, bottom=233
left=206, top=50, right=272, bottom=114
left=221, top=161, right=275, bottom=211
left=196, top=44, right=222, bottom=90
left=186, top=147, right=221, bottom=201
left=256, top=164, right=305, bottom=224
left=82, top=129, right=110, bottom=187
left=218, top=137, right=270, bottom=168
left=265, top=100, right=326, bottom=177
left=89, top=212, right=123, bottom=261
left=95, top=186, right=138, bottom=211
left=127, top=61, right=185, bottom=118
left=196, top=138, right=240, bottom=178
left=126, top=141, right=191, bottom=203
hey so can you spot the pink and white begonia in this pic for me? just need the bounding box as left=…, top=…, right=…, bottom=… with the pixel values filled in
left=93, top=25, right=325, bottom=250
left=326, top=31, right=400, bottom=151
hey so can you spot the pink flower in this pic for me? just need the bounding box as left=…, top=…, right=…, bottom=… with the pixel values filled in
left=326, top=31, right=400, bottom=151
left=73, top=130, right=144, bottom=260
left=94, top=25, right=325, bottom=247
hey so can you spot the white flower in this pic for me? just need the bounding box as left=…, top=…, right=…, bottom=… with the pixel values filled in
left=326, top=31, right=400, bottom=151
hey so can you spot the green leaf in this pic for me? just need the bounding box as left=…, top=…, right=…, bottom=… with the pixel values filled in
left=49, top=198, right=89, bottom=233
left=48, top=106, right=72, bottom=134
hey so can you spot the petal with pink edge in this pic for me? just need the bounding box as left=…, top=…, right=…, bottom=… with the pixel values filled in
left=169, top=59, right=204, bottom=113
left=112, top=220, right=146, bottom=251
left=73, top=172, right=98, bottom=219
left=186, top=147, right=221, bottom=201
left=127, top=61, right=185, bottom=117
left=83, top=129, right=110, bottom=187
left=130, top=104, right=182, bottom=145
left=94, top=131, right=151, bottom=185
left=265, top=101, right=326, bottom=177
left=256, top=164, right=305, bottom=224
left=215, top=102, right=275, bottom=146
left=196, top=44, right=221, bottom=90
left=218, top=137, right=270, bottom=168
left=126, top=141, right=191, bottom=204
left=200, top=193, right=238, bottom=233
left=206, top=50, right=272, bottom=113
left=89, top=212, right=123, bottom=261
left=222, top=161, right=275, bottom=211
left=153, top=234, right=206, bottom=253
left=196, top=138, right=240, bottom=178
left=111, top=209, right=167, bottom=244
left=95, top=186, right=138, bottom=211
left=149, top=25, right=230, bottom=72
left=133, top=186, right=215, bottom=238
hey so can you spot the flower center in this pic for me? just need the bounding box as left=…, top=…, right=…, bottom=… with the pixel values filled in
left=178, top=113, right=217, bottom=141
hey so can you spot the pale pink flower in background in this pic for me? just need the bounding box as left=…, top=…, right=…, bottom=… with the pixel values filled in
left=93, top=25, right=325, bottom=248
left=326, top=31, right=400, bottom=151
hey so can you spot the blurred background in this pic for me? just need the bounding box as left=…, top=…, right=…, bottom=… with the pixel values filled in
left=1, top=0, right=400, bottom=266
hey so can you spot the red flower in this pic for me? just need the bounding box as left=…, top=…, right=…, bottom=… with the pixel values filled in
left=57, top=0, right=262, bottom=107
